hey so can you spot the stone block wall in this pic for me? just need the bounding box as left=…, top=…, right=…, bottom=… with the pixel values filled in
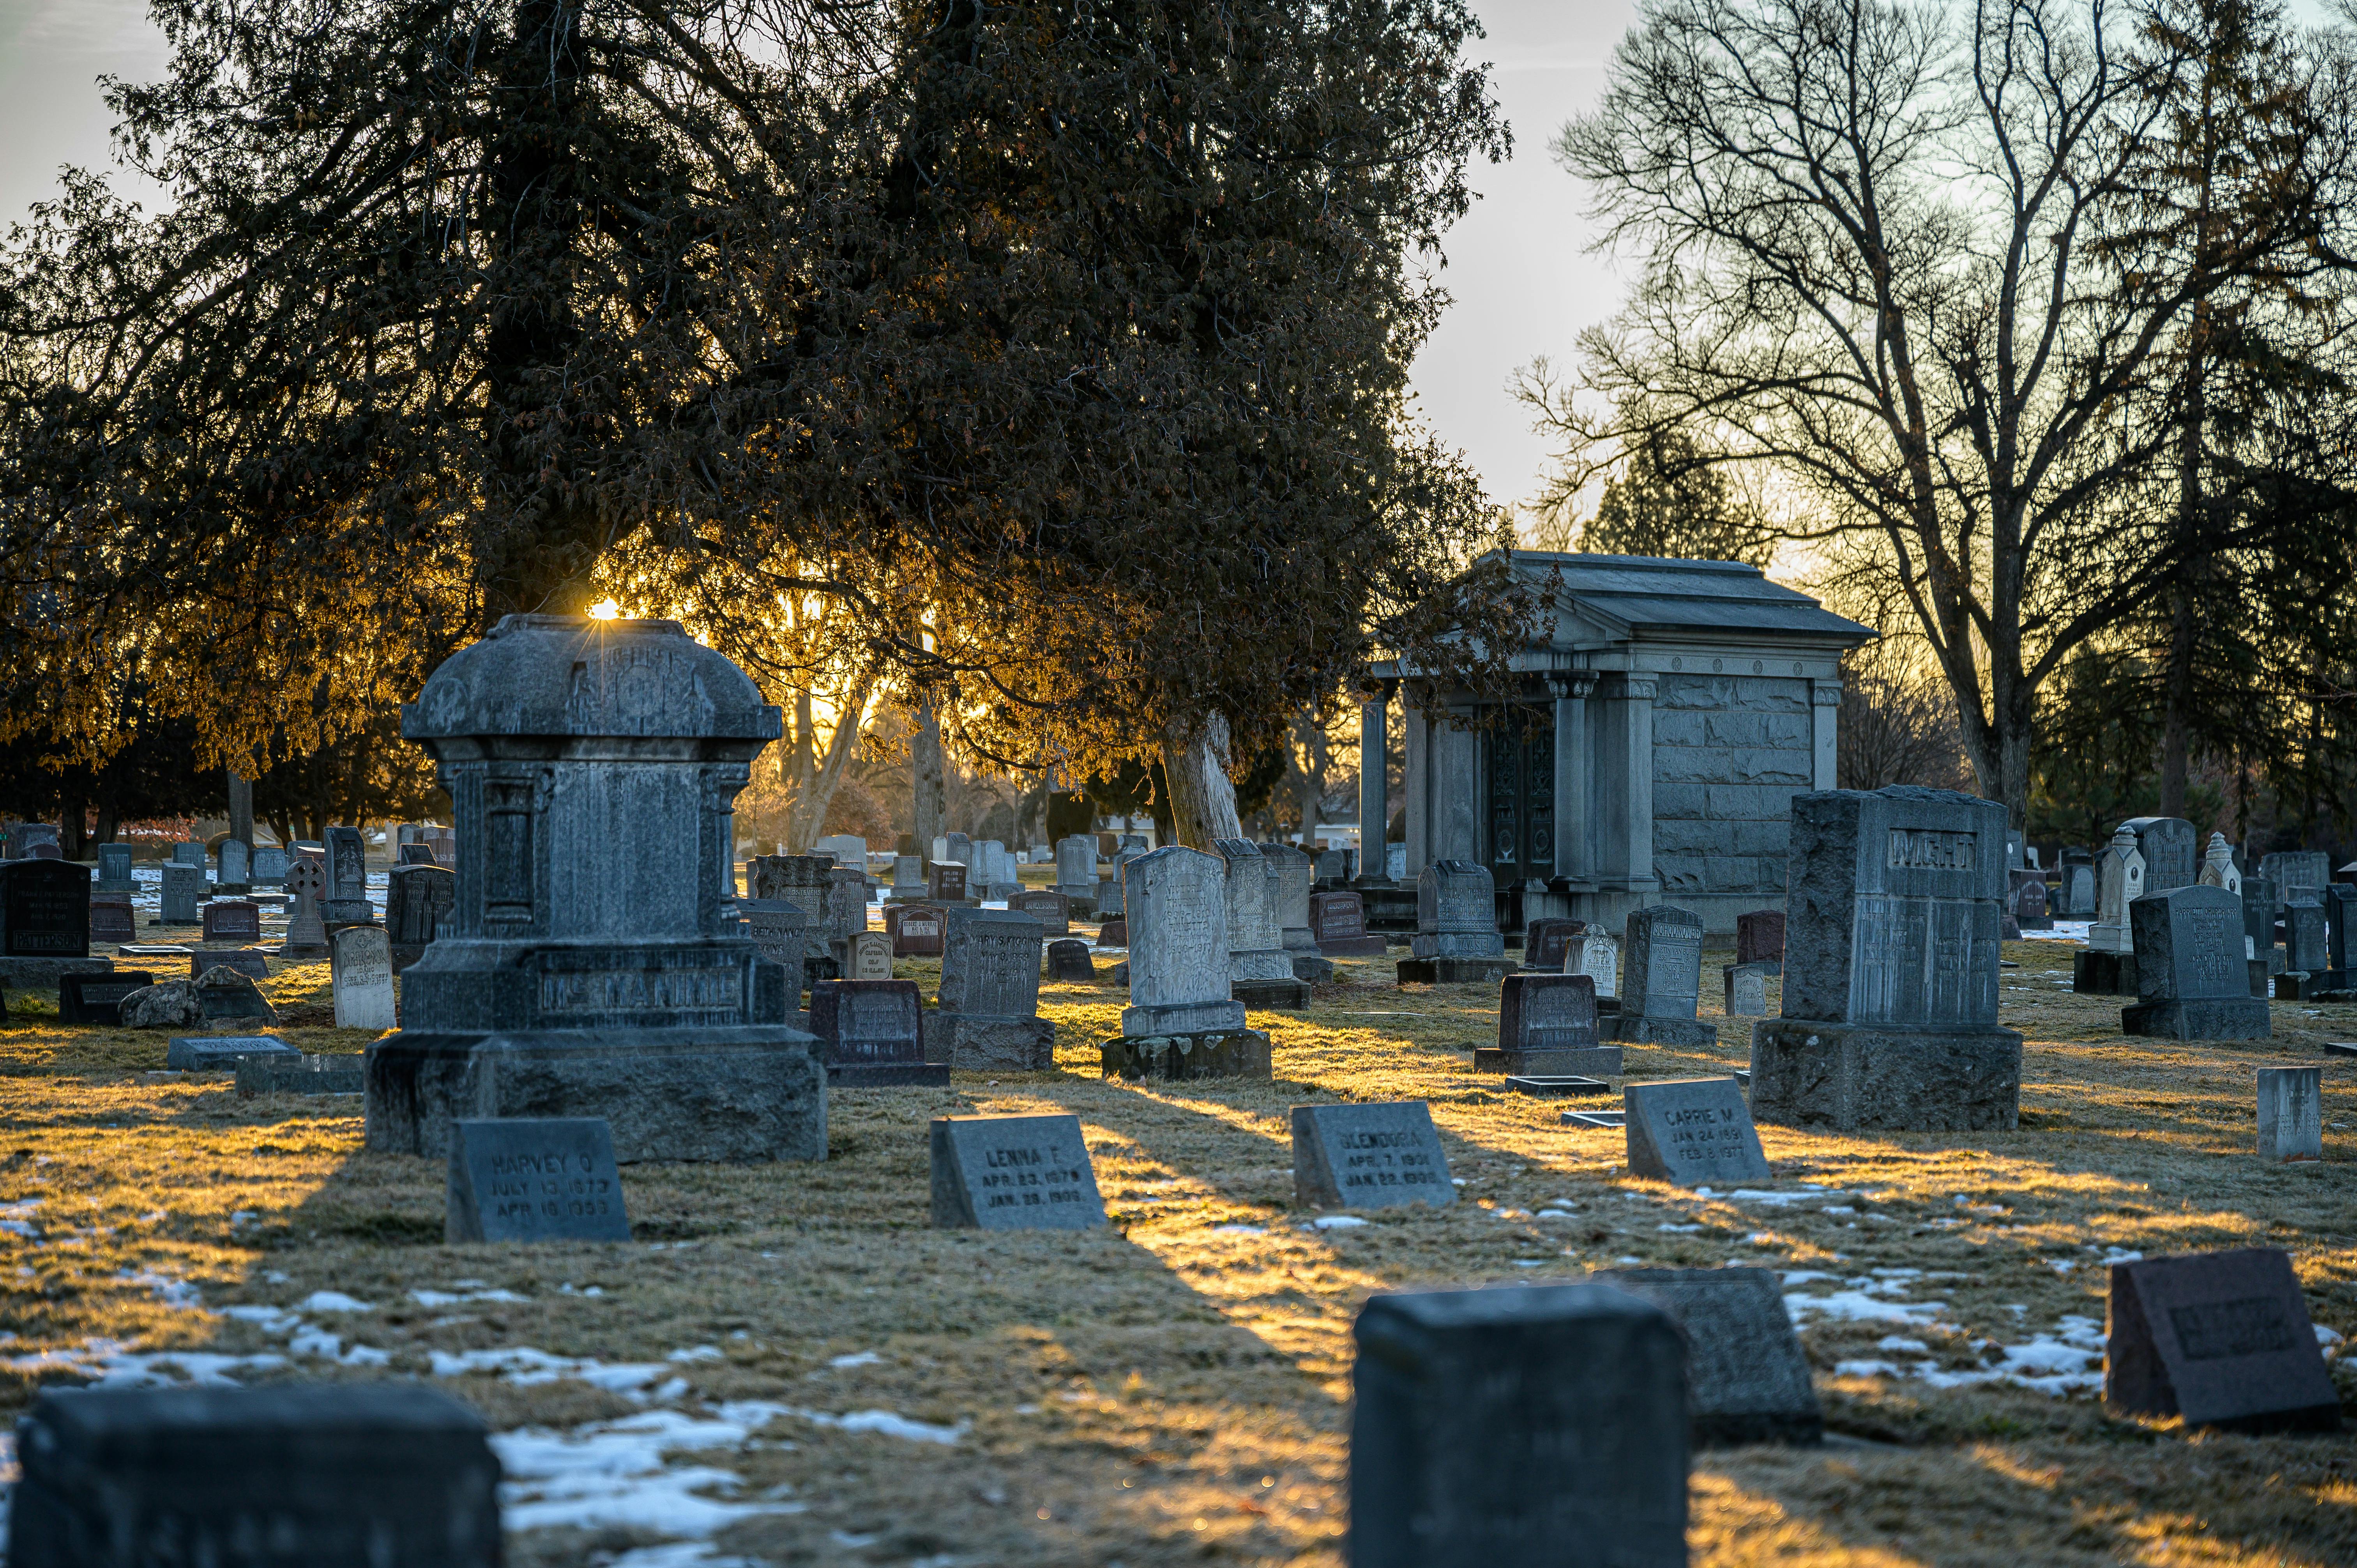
left=1650, top=674, right=1812, bottom=928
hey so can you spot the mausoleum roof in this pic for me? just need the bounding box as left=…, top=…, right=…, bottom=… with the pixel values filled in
left=1497, top=553, right=1876, bottom=646
left=404, top=614, right=782, bottom=742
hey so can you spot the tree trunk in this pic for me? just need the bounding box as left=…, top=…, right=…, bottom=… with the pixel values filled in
left=1161, top=713, right=1244, bottom=848
left=1293, top=709, right=1329, bottom=842
left=59, top=796, right=87, bottom=860
left=912, top=698, right=947, bottom=852
left=781, top=682, right=873, bottom=850
left=227, top=770, right=254, bottom=845
left=96, top=802, right=120, bottom=849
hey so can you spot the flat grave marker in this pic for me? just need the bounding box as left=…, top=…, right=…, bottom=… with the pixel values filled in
left=236, top=1054, right=367, bottom=1097
left=2106, top=1248, right=2341, bottom=1433
left=165, top=1035, right=300, bottom=1071
left=1290, top=1101, right=1455, bottom=1210
left=446, top=1116, right=631, bottom=1243
left=930, top=1114, right=1106, bottom=1230
left=1625, top=1077, right=1771, bottom=1187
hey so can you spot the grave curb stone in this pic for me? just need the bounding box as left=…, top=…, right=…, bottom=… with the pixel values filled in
left=1290, top=1101, right=1455, bottom=1210
left=1750, top=1019, right=2023, bottom=1131
left=1098, top=1029, right=1273, bottom=1082
left=2104, top=1248, right=2340, bottom=1434
left=929, top=1114, right=1107, bottom=1230
left=445, top=1116, right=631, bottom=1243
left=1600, top=1266, right=1824, bottom=1447
left=236, top=1054, right=367, bottom=1098
left=1624, top=1077, right=1772, bottom=1187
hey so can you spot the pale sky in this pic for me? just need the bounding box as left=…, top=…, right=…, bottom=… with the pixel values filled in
left=0, top=0, right=1636, bottom=513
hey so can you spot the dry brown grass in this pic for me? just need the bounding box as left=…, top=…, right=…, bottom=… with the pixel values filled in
left=3, top=922, right=2355, bottom=1566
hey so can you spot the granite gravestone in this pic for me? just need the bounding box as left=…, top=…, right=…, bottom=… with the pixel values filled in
left=7, top=1384, right=502, bottom=1568
left=7, top=823, right=59, bottom=856
left=1625, top=1078, right=1772, bottom=1187
left=1723, top=964, right=1770, bottom=1015
left=1617, top=906, right=1714, bottom=1047
left=2013, top=875, right=2051, bottom=930
left=2260, top=850, right=2331, bottom=912
left=159, top=863, right=203, bottom=926
left=2063, top=862, right=2097, bottom=918
left=202, top=899, right=261, bottom=946
left=58, top=970, right=155, bottom=1026
left=1101, top=842, right=1149, bottom=921
left=926, top=860, right=970, bottom=903
left=189, top=950, right=269, bottom=982
left=1309, top=891, right=1387, bottom=957
left=1009, top=889, right=1070, bottom=936
left=2, top=859, right=91, bottom=962
left=1290, top=1101, right=1455, bottom=1210
left=1751, top=786, right=2023, bottom=1131
left=809, top=978, right=946, bottom=1085
left=1045, top=938, right=1095, bottom=982
left=887, top=854, right=926, bottom=902
left=2123, top=816, right=2198, bottom=893
left=2244, top=876, right=2281, bottom=975
left=1600, top=1267, right=1823, bottom=1446
left=2081, top=825, right=2147, bottom=995
left=331, top=925, right=399, bottom=1031
left=195, top=966, right=276, bottom=1025
left=281, top=858, right=329, bottom=958
left=1348, top=1284, right=1687, bottom=1568
left=398, top=842, right=437, bottom=866
left=170, top=841, right=205, bottom=868
left=1576, top=929, right=1620, bottom=1003
left=216, top=839, right=252, bottom=894
left=929, top=1114, right=1107, bottom=1229
left=2285, top=897, right=2327, bottom=975
left=1477, top=973, right=1620, bottom=1077
left=95, top=843, right=134, bottom=893
left=746, top=855, right=837, bottom=966
left=1398, top=861, right=1510, bottom=985
left=739, top=899, right=818, bottom=991
left=2257, top=1066, right=2323, bottom=1162
left=1520, top=916, right=1583, bottom=973
left=2122, top=885, right=2269, bottom=1040
left=323, top=826, right=372, bottom=925
left=1102, top=846, right=1271, bottom=1082
left=1736, top=909, right=1785, bottom=971
left=821, top=865, right=869, bottom=958
left=973, top=840, right=1021, bottom=900
left=814, top=835, right=872, bottom=878
left=1053, top=834, right=1099, bottom=911
left=1258, top=842, right=1332, bottom=982
left=235, top=1053, right=367, bottom=1098
left=1215, top=839, right=1311, bottom=1008
left=251, top=844, right=290, bottom=887
left=841, top=929, right=894, bottom=981
left=934, top=908, right=1055, bottom=1068
left=166, top=1035, right=301, bottom=1070
left=445, top=1116, right=631, bottom=1243
left=88, top=896, right=134, bottom=946
left=2105, top=1249, right=2340, bottom=1433
left=387, top=863, right=456, bottom=970
left=2322, top=884, right=2356, bottom=990
left=362, top=615, right=822, bottom=1165
left=887, top=902, right=945, bottom=958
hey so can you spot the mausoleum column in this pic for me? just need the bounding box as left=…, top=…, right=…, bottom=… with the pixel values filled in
left=1596, top=673, right=1659, bottom=894
left=1546, top=672, right=1597, bottom=887
left=1810, top=680, right=1842, bottom=791
left=1356, top=680, right=1396, bottom=885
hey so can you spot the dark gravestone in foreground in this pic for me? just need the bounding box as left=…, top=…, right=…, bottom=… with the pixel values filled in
left=6, top=1383, right=501, bottom=1568
left=446, top=1116, right=630, bottom=1243
left=1625, top=1077, right=1772, bottom=1187
left=2122, top=884, right=2269, bottom=1040
left=2106, top=1248, right=2340, bottom=1434
left=930, top=1114, right=1106, bottom=1229
left=1291, top=1101, right=1455, bottom=1210
left=57, top=971, right=155, bottom=1026
left=1476, top=972, right=1621, bottom=1077
left=2, top=860, right=90, bottom=959
left=1752, top=786, right=2021, bottom=1131
left=1044, top=938, right=1095, bottom=982
left=1617, top=906, right=1714, bottom=1047
left=1350, top=1284, right=1687, bottom=1568
left=1602, top=1266, right=1823, bottom=1446
left=808, top=978, right=947, bottom=1085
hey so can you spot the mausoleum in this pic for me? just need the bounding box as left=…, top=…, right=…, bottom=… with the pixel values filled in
left=1371, top=553, right=1872, bottom=935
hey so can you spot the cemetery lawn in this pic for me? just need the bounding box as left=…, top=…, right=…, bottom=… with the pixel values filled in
left=4, top=937, right=2356, bottom=1566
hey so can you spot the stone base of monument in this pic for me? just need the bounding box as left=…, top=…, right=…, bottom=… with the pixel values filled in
left=1317, top=936, right=1389, bottom=958
left=1394, top=956, right=1514, bottom=985
left=2121, top=996, right=2272, bottom=1040
left=1288, top=952, right=1336, bottom=983
left=2274, top=971, right=2315, bottom=1000
left=0, top=956, right=112, bottom=990
left=1234, top=976, right=1313, bottom=1010
left=1749, top=1019, right=2024, bottom=1131
left=2073, top=950, right=2138, bottom=994
left=1099, top=1029, right=1274, bottom=1082
left=926, top=1013, right=1055, bottom=1071
left=1609, top=1015, right=1718, bottom=1048
left=364, top=1027, right=825, bottom=1162
left=1475, top=1045, right=1624, bottom=1077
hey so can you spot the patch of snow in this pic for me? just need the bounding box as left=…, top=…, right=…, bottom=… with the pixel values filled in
left=1778, top=1270, right=1838, bottom=1286
left=1876, top=1336, right=1930, bottom=1353
left=432, top=1346, right=678, bottom=1396
left=1834, top=1360, right=1905, bottom=1378
left=1210, top=1224, right=1265, bottom=1236
left=1310, top=1216, right=1369, bottom=1231
left=1784, top=1291, right=1948, bottom=1327
left=412, top=1287, right=530, bottom=1307
left=828, top=1351, right=882, bottom=1368
left=299, top=1291, right=375, bottom=1313
left=2, top=1339, right=287, bottom=1388
left=118, top=1269, right=203, bottom=1308
left=1822, top=1206, right=1855, bottom=1216
left=790, top=1408, right=963, bottom=1445
left=1657, top=1224, right=1701, bottom=1233
left=669, top=1346, right=724, bottom=1364
left=1724, top=1189, right=1852, bottom=1208
left=495, top=1406, right=809, bottom=1538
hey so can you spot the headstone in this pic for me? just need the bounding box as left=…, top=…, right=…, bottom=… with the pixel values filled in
left=323, top=825, right=372, bottom=923
left=1398, top=861, right=1510, bottom=984
left=445, top=1116, right=631, bottom=1243
left=929, top=1114, right=1106, bottom=1229
left=58, top=970, right=156, bottom=1026
left=1117, top=845, right=1244, bottom=1036
left=887, top=854, right=926, bottom=901
left=8, top=1384, right=503, bottom=1568
left=842, top=929, right=894, bottom=980
left=170, top=841, right=206, bottom=868
left=159, top=862, right=203, bottom=926
left=1601, top=1267, right=1823, bottom=1446
left=235, top=1053, right=368, bottom=1097
left=1752, top=786, right=2020, bottom=1132
left=398, top=842, right=437, bottom=865
left=2198, top=833, right=2242, bottom=895
left=1618, top=906, right=1713, bottom=1047
left=1312, top=846, right=1351, bottom=886
left=2122, top=816, right=2198, bottom=893
left=746, top=854, right=837, bottom=962
left=1214, top=840, right=1310, bottom=1008
left=821, top=865, right=869, bottom=954
left=1348, top=1283, right=1688, bottom=1568
left=926, top=860, right=970, bottom=903
left=1258, top=842, right=1330, bottom=982
left=202, top=899, right=261, bottom=946
left=251, top=844, right=290, bottom=886
left=942, top=831, right=973, bottom=870
left=387, top=863, right=456, bottom=968
left=887, top=902, right=945, bottom=958
left=1520, top=916, right=1583, bottom=972
left=2086, top=825, right=2146, bottom=959
left=88, top=895, right=134, bottom=945
left=95, top=843, right=134, bottom=892
left=2122, top=884, right=2269, bottom=1039
left=165, top=1034, right=300, bottom=1070
left=195, top=964, right=276, bottom=1024
left=1290, top=1101, right=1455, bottom=1210
left=216, top=838, right=252, bottom=893
left=1045, top=938, right=1095, bottom=982
left=362, top=615, right=822, bottom=1164
left=2285, top=897, right=2327, bottom=974
left=740, top=898, right=815, bottom=987
left=2063, top=862, right=2097, bottom=918
left=1385, top=842, right=1407, bottom=881
left=2, top=859, right=92, bottom=961
left=2323, top=883, right=2357, bottom=988
left=1100, top=842, right=1149, bottom=920
left=1723, top=964, right=1769, bottom=1015
left=815, top=834, right=872, bottom=874
left=1309, top=891, right=1387, bottom=957
left=2257, top=1066, right=2323, bottom=1162
left=426, top=829, right=457, bottom=868
left=1476, top=973, right=1620, bottom=1077
left=189, top=949, right=269, bottom=982
left=1095, top=917, right=1129, bottom=946
left=2260, top=849, right=2331, bottom=912
left=2012, top=874, right=2051, bottom=930
left=331, top=925, right=399, bottom=1030
left=1735, top=909, right=1785, bottom=969
left=1053, top=834, right=1099, bottom=908
left=2006, top=828, right=2025, bottom=869
left=809, top=978, right=945, bottom=1084
left=1009, top=889, right=1071, bottom=936
left=1625, top=1077, right=1771, bottom=1186
left=281, top=858, right=330, bottom=958
left=2243, top=876, right=2281, bottom=973
left=934, top=908, right=1054, bottom=1068
left=1576, top=929, right=1620, bottom=1001
left=2105, top=1249, right=2341, bottom=1433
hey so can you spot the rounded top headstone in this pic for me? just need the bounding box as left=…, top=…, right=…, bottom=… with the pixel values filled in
left=403, top=614, right=781, bottom=743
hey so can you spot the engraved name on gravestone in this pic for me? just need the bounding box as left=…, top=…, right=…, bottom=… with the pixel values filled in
left=2, top=860, right=92, bottom=958
left=252, top=844, right=290, bottom=886
left=930, top=1114, right=1107, bottom=1229
left=2123, top=817, right=2198, bottom=893
left=446, top=1117, right=630, bottom=1243
left=58, top=971, right=155, bottom=1026
left=1601, top=1267, right=1824, bottom=1446
left=1619, top=906, right=1714, bottom=1048
left=1291, top=1101, right=1455, bottom=1210
left=1349, top=1284, right=1688, bottom=1568
left=203, top=900, right=261, bottom=946
left=740, top=898, right=811, bottom=975
left=2257, top=1066, right=2323, bottom=1162
left=324, top=826, right=372, bottom=923
left=1626, top=1077, right=1772, bottom=1187
left=159, top=863, right=203, bottom=926
left=1121, top=846, right=1244, bottom=1036
left=2123, top=884, right=2269, bottom=1040
left=1411, top=861, right=1504, bottom=959
left=2106, top=1248, right=2341, bottom=1433
left=166, top=1035, right=301, bottom=1070
left=332, top=925, right=399, bottom=1031
left=96, top=843, right=134, bottom=892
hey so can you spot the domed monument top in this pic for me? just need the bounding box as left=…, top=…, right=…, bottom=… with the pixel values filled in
left=403, top=614, right=781, bottom=746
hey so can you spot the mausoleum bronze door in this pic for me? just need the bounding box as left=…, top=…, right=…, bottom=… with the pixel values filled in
left=1484, top=706, right=1555, bottom=888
